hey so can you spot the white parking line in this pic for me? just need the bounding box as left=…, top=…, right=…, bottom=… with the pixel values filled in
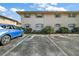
left=2, top=35, right=35, bottom=56
left=59, top=34, right=76, bottom=40
left=51, top=34, right=72, bottom=40
left=50, top=35, right=76, bottom=56
left=47, top=36, right=68, bottom=56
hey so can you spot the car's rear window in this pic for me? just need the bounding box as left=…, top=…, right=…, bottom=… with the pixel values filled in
left=0, top=25, right=18, bottom=29
left=1, top=25, right=6, bottom=29
left=0, top=25, right=13, bottom=29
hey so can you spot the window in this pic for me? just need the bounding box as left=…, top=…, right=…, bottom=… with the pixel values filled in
left=13, top=26, right=22, bottom=30
left=68, top=24, right=76, bottom=32
left=55, top=24, right=61, bottom=27
left=36, top=14, right=43, bottom=18
left=1, top=25, right=6, bottom=29
left=6, top=25, right=14, bottom=29
left=25, top=14, right=31, bottom=18
left=68, top=24, right=75, bottom=28
left=24, top=24, right=30, bottom=28
left=55, top=24, right=61, bottom=31
left=12, top=26, right=18, bottom=29
left=68, top=13, right=76, bottom=17
left=55, top=14, right=61, bottom=18
left=1, top=25, right=14, bottom=29
left=35, top=24, right=43, bottom=29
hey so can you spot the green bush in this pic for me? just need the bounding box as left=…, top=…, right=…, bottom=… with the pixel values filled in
left=25, top=28, right=32, bottom=33
left=59, top=27, right=69, bottom=33
left=32, top=30, right=42, bottom=34
left=71, top=27, right=79, bottom=33
left=41, top=26, right=54, bottom=34
left=15, top=27, right=32, bottom=34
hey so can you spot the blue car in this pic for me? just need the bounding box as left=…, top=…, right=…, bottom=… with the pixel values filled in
left=0, top=24, right=24, bottom=45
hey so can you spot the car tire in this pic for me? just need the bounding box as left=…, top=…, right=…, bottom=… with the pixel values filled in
left=19, top=34, right=23, bottom=37
left=1, top=35, right=11, bottom=45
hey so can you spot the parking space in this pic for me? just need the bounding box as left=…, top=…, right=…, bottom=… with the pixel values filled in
left=0, top=34, right=79, bottom=56
left=2, top=35, right=65, bottom=56
left=50, top=34, right=79, bottom=56
left=0, top=34, right=29, bottom=56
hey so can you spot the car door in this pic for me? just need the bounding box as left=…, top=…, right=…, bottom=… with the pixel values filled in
left=6, top=25, right=18, bottom=38
left=13, top=26, right=22, bottom=37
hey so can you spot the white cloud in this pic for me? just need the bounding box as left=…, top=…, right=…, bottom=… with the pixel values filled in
left=10, top=8, right=25, bottom=12
left=37, top=8, right=44, bottom=11
left=31, top=3, right=57, bottom=8
left=30, top=3, right=67, bottom=11
left=0, top=6, right=7, bottom=12
left=38, top=3, right=48, bottom=8
left=45, top=6, right=67, bottom=11
left=51, top=3, right=58, bottom=5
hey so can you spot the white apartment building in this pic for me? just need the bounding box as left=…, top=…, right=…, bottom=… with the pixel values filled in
left=17, top=11, right=79, bottom=31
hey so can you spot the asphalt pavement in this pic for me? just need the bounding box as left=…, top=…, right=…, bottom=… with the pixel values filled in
left=4, top=35, right=65, bottom=56
left=0, top=34, right=79, bottom=56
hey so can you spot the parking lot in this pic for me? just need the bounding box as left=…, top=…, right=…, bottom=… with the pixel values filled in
left=0, top=34, right=79, bottom=56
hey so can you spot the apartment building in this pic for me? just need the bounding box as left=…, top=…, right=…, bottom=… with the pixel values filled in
left=17, top=11, right=79, bottom=31
left=0, top=15, right=21, bottom=26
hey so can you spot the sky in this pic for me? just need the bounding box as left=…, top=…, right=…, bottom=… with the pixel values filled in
left=0, top=3, right=79, bottom=22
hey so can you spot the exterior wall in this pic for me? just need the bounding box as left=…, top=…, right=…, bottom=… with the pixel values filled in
left=0, top=17, right=20, bottom=26
left=21, top=14, right=44, bottom=30
left=21, top=13, right=79, bottom=31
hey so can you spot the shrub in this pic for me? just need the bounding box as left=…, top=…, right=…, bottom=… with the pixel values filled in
left=25, top=28, right=32, bottom=33
left=55, top=29, right=61, bottom=33
left=41, top=26, right=54, bottom=34
left=71, top=27, right=79, bottom=33
left=16, top=27, right=32, bottom=34
left=59, top=27, right=69, bottom=33
left=32, top=30, right=42, bottom=34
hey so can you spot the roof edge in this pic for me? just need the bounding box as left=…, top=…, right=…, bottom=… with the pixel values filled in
left=0, top=15, right=20, bottom=23
left=16, top=11, right=79, bottom=15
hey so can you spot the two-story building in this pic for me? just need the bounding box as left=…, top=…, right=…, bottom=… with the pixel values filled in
left=17, top=11, right=79, bottom=31
left=0, top=15, right=21, bottom=26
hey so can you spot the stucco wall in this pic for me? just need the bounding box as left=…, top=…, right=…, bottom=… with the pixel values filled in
left=21, top=13, right=79, bottom=30
left=0, top=17, right=17, bottom=25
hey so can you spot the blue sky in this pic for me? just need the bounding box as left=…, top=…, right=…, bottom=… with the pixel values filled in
left=0, top=3, right=79, bottom=22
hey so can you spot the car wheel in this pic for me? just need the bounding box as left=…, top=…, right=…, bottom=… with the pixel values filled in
left=1, top=35, right=11, bottom=45
left=19, top=34, right=23, bottom=37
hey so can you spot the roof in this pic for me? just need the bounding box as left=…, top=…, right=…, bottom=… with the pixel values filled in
left=0, top=15, right=20, bottom=23
left=16, top=11, right=79, bottom=15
